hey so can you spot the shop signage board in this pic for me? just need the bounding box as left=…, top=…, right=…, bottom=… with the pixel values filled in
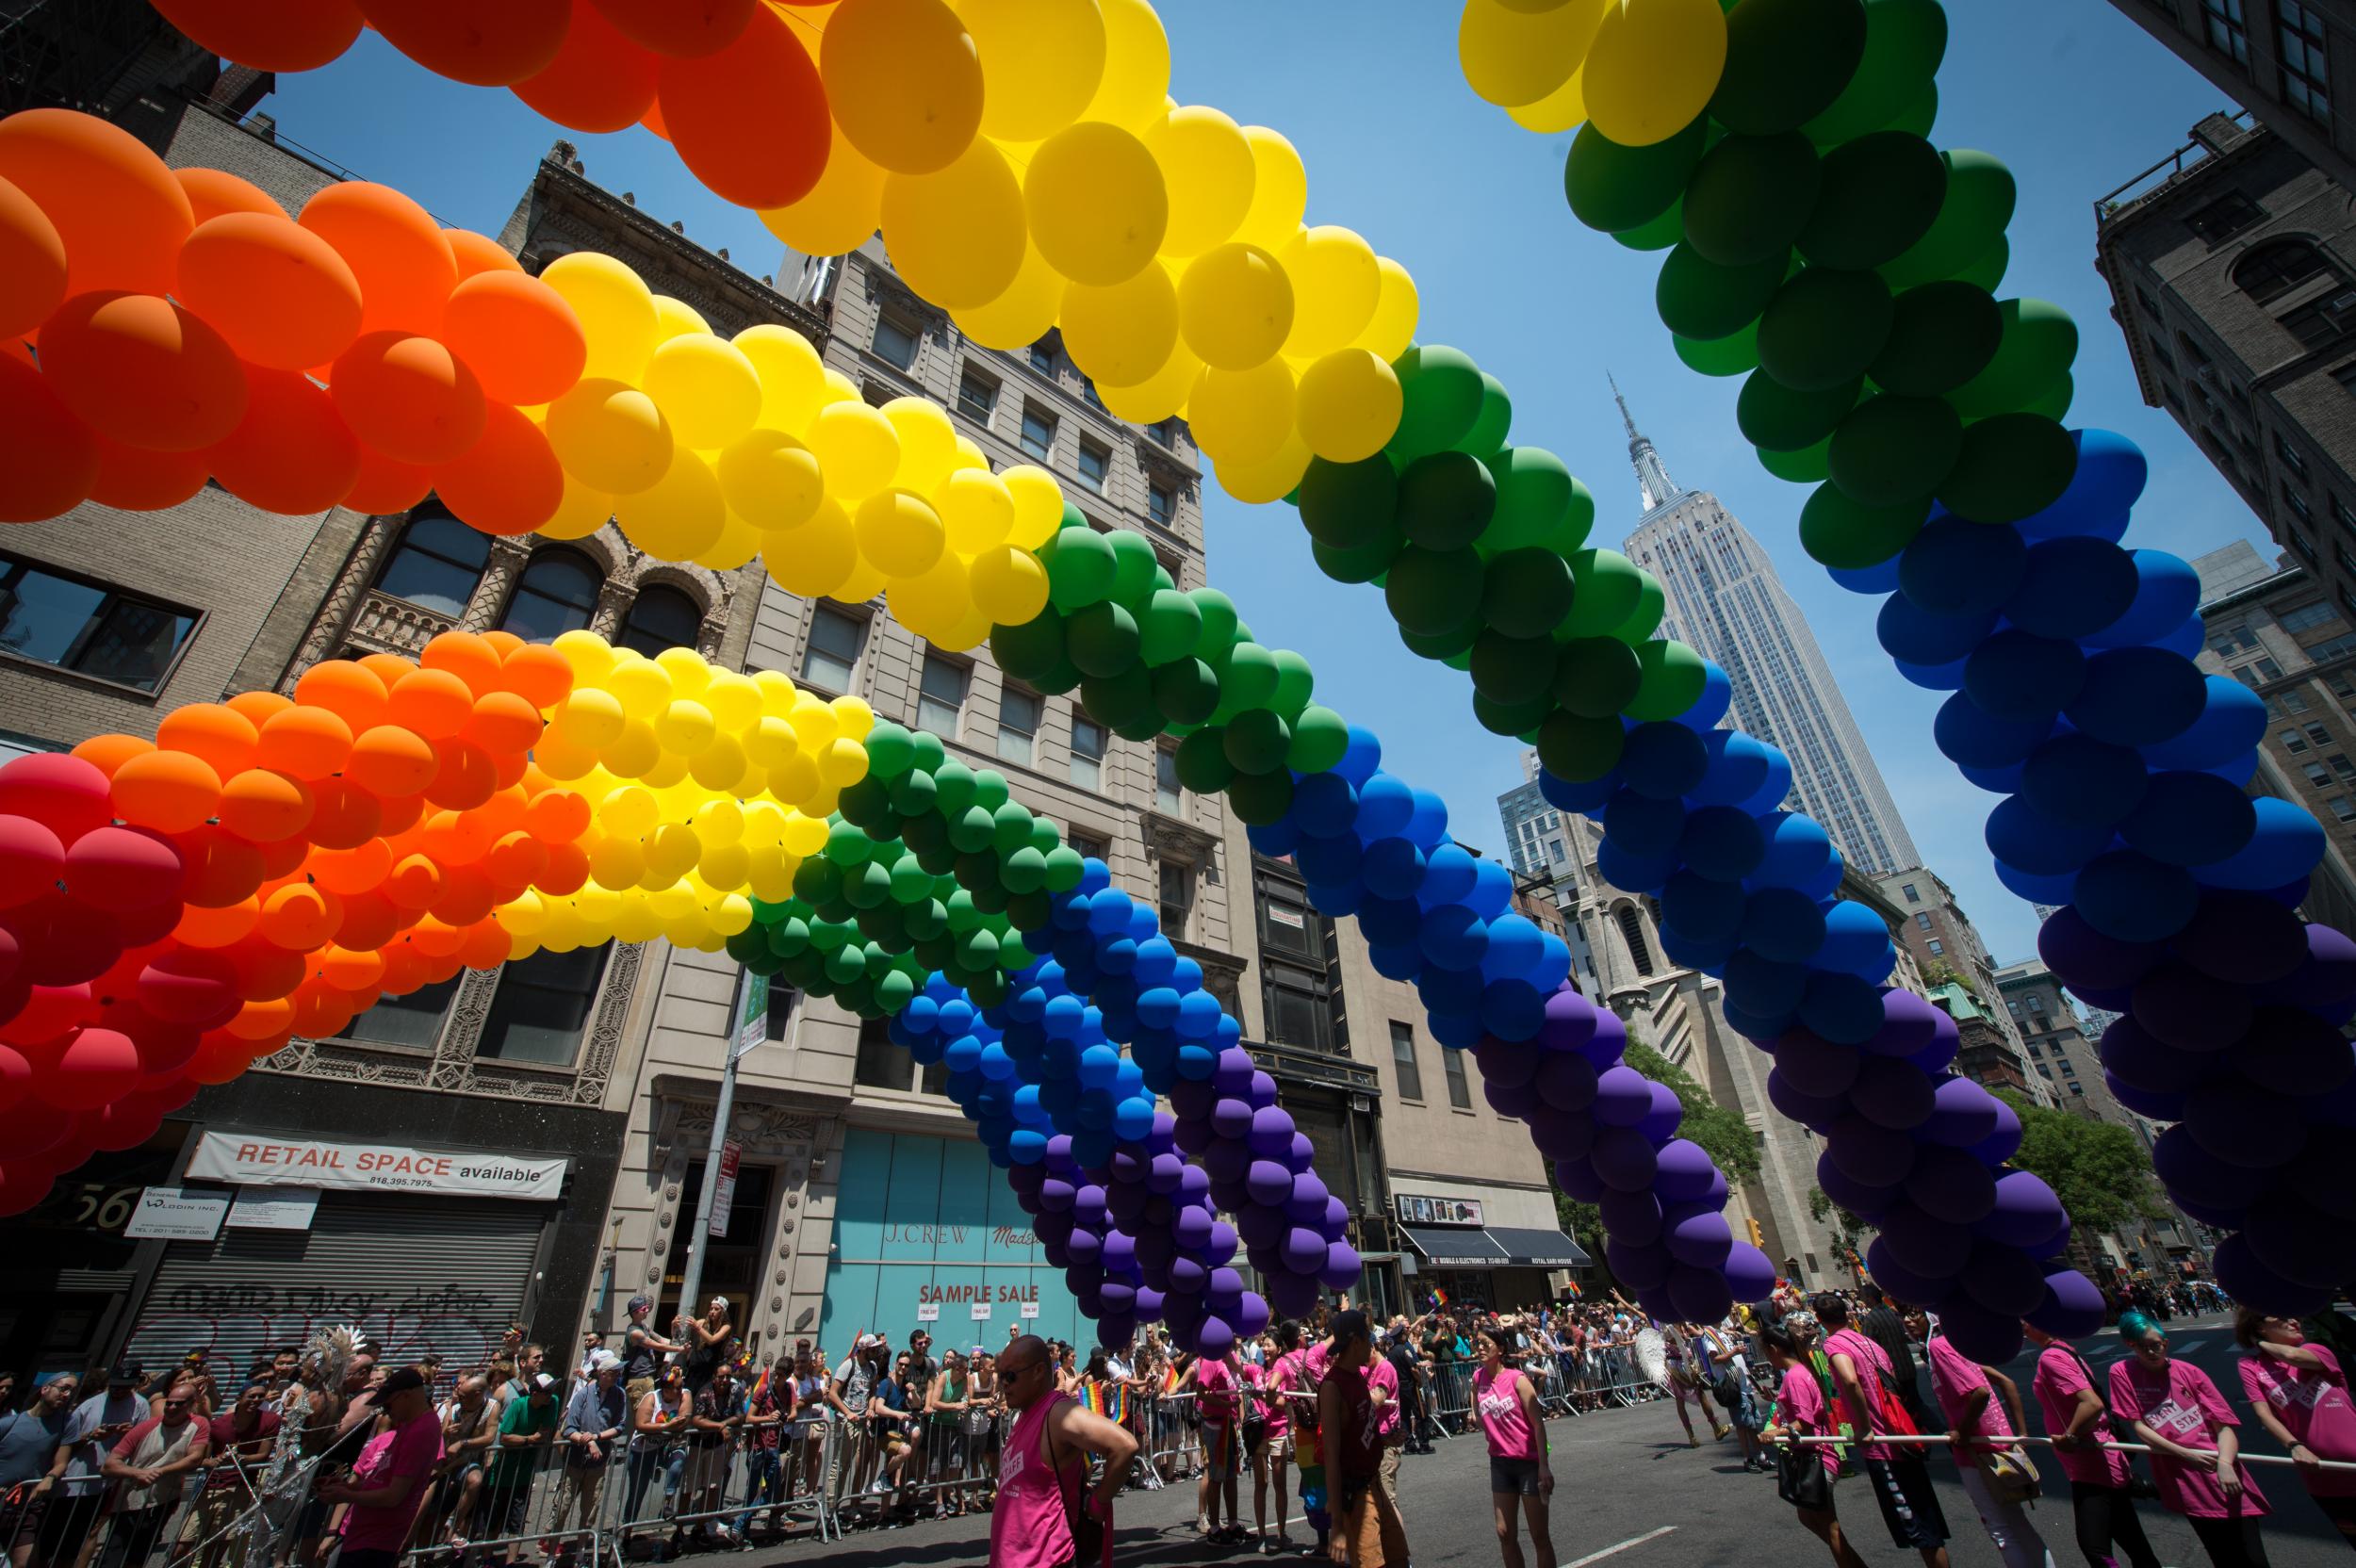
left=124, top=1186, right=230, bottom=1240
left=709, top=1140, right=741, bottom=1237
left=1395, top=1193, right=1484, bottom=1227
left=188, top=1134, right=566, bottom=1200
left=226, top=1186, right=320, bottom=1231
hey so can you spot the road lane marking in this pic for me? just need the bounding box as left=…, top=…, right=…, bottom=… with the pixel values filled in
left=1564, top=1526, right=1678, bottom=1567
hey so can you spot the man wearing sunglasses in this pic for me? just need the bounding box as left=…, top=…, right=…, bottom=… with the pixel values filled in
left=993, top=1335, right=1136, bottom=1568
left=95, top=1385, right=209, bottom=1568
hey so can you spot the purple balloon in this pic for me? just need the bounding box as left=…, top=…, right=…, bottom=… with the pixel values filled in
left=1975, top=1170, right=2067, bottom=1249
left=1147, top=1152, right=1186, bottom=1194
left=1876, top=1202, right=1972, bottom=1280
left=2026, top=1269, right=2107, bottom=1339
left=1922, top=1077, right=2001, bottom=1150
left=1213, top=1047, right=1256, bottom=1096
left=1527, top=1105, right=1597, bottom=1162
left=1665, top=1209, right=1734, bottom=1270
left=1319, top=1241, right=1363, bottom=1293
left=1776, top=1029, right=1862, bottom=1096
left=1236, top=1291, right=1272, bottom=1338
left=1101, top=1229, right=1138, bottom=1273
left=1606, top=1237, right=1674, bottom=1291
left=2239, top=1005, right=2354, bottom=1096
left=1179, top=1165, right=1211, bottom=1201
left=2212, top=1233, right=2330, bottom=1316
left=1638, top=1081, right=1684, bottom=1145
left=1851, top=1056, right=1936, bottom=1130
left=1864, top=1238, right=1951, bottom=1308
left=2038, top=904, right=2168, bottom=990
left=1959, top=1239, right=2048, bottom=1317
left=1174, top=1206, right=1213, bottom=1250
left=1168, top=1079, right=1217, bottom=1123
left=1282, top=1226, right=1328, bottom=1274
left=2175, top=890, right=2309, bottom=986
left=1194, top=1315, right=1235, bottom=1358
left=1766, top=1068, right=1846, bottom=1132
left=1206, top=1219, right=1239, bottom=1264
left=1535, top=1051, right=1599, bottom=1111
left=1667, top=1263, right=1734, bottom=1324
left=1248, top=1105, right=1297, bottom=1157
left=2102, top=1070, right=2185, bottom=1123
left=1653, top=1138, right=1720, bottom=1203
left=1909, top=1007, right=1959, bottom=1073
left=1287, top=1133, right=1316, bottom=1172
left=1539, top=986, right=1601, bottom=1053
left=2131, top=963, right=2253, bottom=1051
left=1724, top=1240, right=1777, bottom=1303
left=1039, top=1178, right=1077, bottom=1212
left=2240, top=1194, right=2356, bottom=1289
left=2256, top=922, right=2356, bottom=1008
left=1244, top=1159, right=1291, bottom=1208
left=1904, top=1146, right=1996, bottom=1226
left=1816, top=1150, right=1902, bottom=1217
left=1967, top=1097, right=2022, bottom=1165
left=1592, top=1124, right=1659, bottom=1192
left=2183, top=1079, right=2304, bottom=1168
left=1284, top=1172, right=1330, bottom=1224
left=1168, top=1255, right=1207, bottom=1293
left=1477, top=1038, right=1542, bottom=1090
left=1865, top=988, right=1941, bottom=1058
left=1938, top=1293, right=2025, bottom=1364
left=1582, top=1007, right=1628, bottom=1070
left=1484, top=1075, right=1539, bottom=1119
left=1236, top=1200, right=1288, bottom=1250
left=1555, top=1155, right=1606, bottom=1202
left=1321, top=1195, right=1350, bottom=1235
left=1827, top=1114, right=1917, bottom=1187
left=1599, top=1186, right=1664, bottom=1247
left=1068, top=1227, right=1102, bottom=1262
left=1203, top=1137, right=1250, bottom=1184
left=1594, top=1065, right=1653, bottom=1127
left=1268, top=1269, right=1320, bottom=1317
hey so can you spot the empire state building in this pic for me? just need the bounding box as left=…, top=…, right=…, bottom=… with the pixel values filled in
left=1613, top=380, right=1922, bottom=875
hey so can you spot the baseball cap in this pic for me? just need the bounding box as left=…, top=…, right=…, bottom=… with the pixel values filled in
left=858, top=1333, right=886, bottom=1349
left=379, top=1367, right=428, bottom=1396
left=532, top=1373, right=558, bottom=1392
left=109, top=1361, right=144, bottom=1386
left=628, top=1295, right=654, bottom=1312
left=590, top=1350, right=621, bottom=1373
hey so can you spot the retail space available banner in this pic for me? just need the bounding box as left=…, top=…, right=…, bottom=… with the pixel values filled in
left=188, top=1134, right=566, bottom=1200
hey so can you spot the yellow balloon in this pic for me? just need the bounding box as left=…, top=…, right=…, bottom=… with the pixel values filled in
left=937, top=466, right=1015, bottom=552
left=780, top=811, right=830, bottom=857
left=1459, top=0, right=1606, bottom=107
left=948, top=434, right=990, bottom=474
left=763, top=498, right=859, bottom=597
left=734, top=324, right=828, bottom=435
left=704, top=673, right=761, bottom=732
left=935, top=603, right=995, bottom=651
left=589, top=837, right=646, bottom=891
left=655, top=645, right=711, bottom=699
left=787, top=692, right=840, bottom=750
left=606, top=658, right=672, bottom=719
left=1216, top=433, right=1312, bottom=506
left=650, top=295, right=709, bottom=344
left=819, top=0, right=984, bottom=175
left=1177, top=242, right=1293, bottom=370
left=546, top=377, right=674, bottom=496
left=808, top=400, right=902, bottom=498
left=1001, top=465, right=1067, bottom=548
left=1096, top=340, right=1202, bottom=424
left=1297, top=349, right=1402, bottom=463
left=647, top=823, right=701, bottom=882
left=641, top=333, right=761, bottom=449
left=698, top=838, right=750, bottom=890
left=1144, top=106, right=1254, bottom=258
left=969, top=543, right=1051, bottom=624
left=833, top=691, right=875, bottom=740
left=854, top=488, right=948, bottom=579
left=1509, top=63, right=1589, bottom=133
left=614, top=446, right=727, bottom=561
left=655, top=697, right=717, bottom=756
left=879, top=137, right=1025, bottom=309
left=541, top=252, right=656, bottom=383
left=819, top=736, right=871, bottom=789
left=959, top=0, right=1106, bottom=141
left=1232, top=127, right=1307, bottom=252
left=553, top=628, right=616, bottom=686
left=535, top=471, right=614, bottom=541
left=1357, top=256, right=1421, bottom=363
left=1082, top=0, right=1170, bottom=131
left=886, top=548, right=969, bottom=638
left=1025, top=121, right=1167, bottom=286
left=950, top=239, right=1067, bottom=351
left=688, top=735, right=748, bottom=793
left=716, top=428, right=824, bottom=532
left=496, top=890, right=547, bottom=938
left=598, top=783, right=660, bottom=835
left=746, top=715, right=801, bottom=770
left=835, top=555, right=890, bottom=604
left=1060, top=264, right=1178, bottom=387
left=757, top=121, right=888, bottom=256
left=1281, top=226, right=1381, bottom=360
left=1584, top=0, right=1727, bottom=147
left=882, top=397, right=958, bottom=495
left=550, top=687, right=628, bottom=749
left=1186, top=358, right=1294, bottom=466
left=693, top=509, right=764, bottom=572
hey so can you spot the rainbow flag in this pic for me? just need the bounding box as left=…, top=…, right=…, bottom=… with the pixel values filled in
left=748, top=1363, right=770, bottom=1404
left=1429, top=1287, right=1449, bottom=1309
left=1162, top=1364, right=1183, bottom=1396
left=1079, top=1381, right=1126, bottom=1424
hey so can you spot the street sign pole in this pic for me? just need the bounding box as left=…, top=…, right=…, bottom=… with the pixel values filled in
left=675, top=967, right=768, bottom=1334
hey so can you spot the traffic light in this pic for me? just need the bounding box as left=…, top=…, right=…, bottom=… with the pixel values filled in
left=1746, top=1217, right=1763, bottom=1247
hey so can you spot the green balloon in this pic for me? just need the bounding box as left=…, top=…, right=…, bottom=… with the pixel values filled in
left=1482, top=548, right=1576, bottom=638
left=989, top=799, right=1032, bottom=856
left=889, top=853, right=932, bottom=904
left=1150, top=656, right=1220, bottom=726
left=1106, top=530, right=1161, bottom=608
left=1802, top=0, right=1947, bottom=146
left=824, top=943, right=867, bottom=985
left=1218, top=642, right=1281, bottom=710
left=1554, top=637, right=1644, bottom=718
left=1310, top=534, right=1399, bottom=585
left=883, top=764, right=935, bottom=819
left=794, top=856, right=843, bottom=906
left=1880, top=150, right=2015, bottom=288
left=968, top=970, right=1009, bottom=1009
left=973, top=768, right=1010, bottom=813
left=1269, top=648, right=1315, bottom=716
left=956, top=926, right=1001, bottom=969
left=1033, top=656, right=1083, bottom=696
left=1954, top=233, right=2007, bottom=292
left=953, top=850, right=1000, bottom=893
left=1469, top=629, right=1557, bottom=707
left=1674, top=319, right=1761, bottom=378
left=1080, top=664, right=1156, bottom=732
left=1287, top=706, right=1350, bottom=774
left=1827, top=393, right=1962, bottom=506
left=1710, top=0, right=1868, bottom=135
left=1390, top=345, right=1486, bottom=460
left=1758, top=267, right=1892, bottom=391
left=1040, top=525, right=1118, bottom=612
left=1066, top=600, right=1140, bottom=678
left=1564, top=115, right=1711, bottom=234
left=1176, top=727, right=1234, bottom=793
left=844, top=858, right=894, bottom=909
left=1797, top=482, right=1928, bottom=568
left=1006, top=888, right=1054, bottom=933
left=1937, top=413, right=2078, bottom=524
left=1738, top=367, right=1863, bottom=451
left=839, top=774, right=895, bottom=831
left=1625, top=640, right=1710, bottom=721
left=766, top=915, right=811, bottom=958
left=1798, top=131, right=1946, bottom=270
left=824, top=820, right=875, bottom=866
left=1225, top=767, right=1294, bottom=826
left=1000, top=845, right=1048, bottom=895
left=1399, top=617, right=1481, bottom=662
left=1454, top=373, right=1513, bottom=457
left=1606, top=573, right=1668, bottom=645
left=1761, top=434, right=1833, bottom=483
left=1298, top=455, right=1399, bottom=551
left=948, top=804, right=997, bottom=855
left=1042, top=844, right=1086, bottom=892
left=1536, top=709, right=1625, bottom=782
left=990, top=609, right=1067, bottom=683
left=901, top=811, right=950, bottom=858
left=2023, top=370, right=2073, bottom=424
left=854, top=903, right=902, bottom=944
left=910, top=730, right=947, bottom=776
left=1384, top=546, right=1485, bottom=636
left=1482, top=448, right=1586, bottom=553
left=1868, top=280, right=2001, bottom=397
left=942, top=888, right=982, bottom=931
left=810, top=916, right=856, bottom=952
left=1657, top=242, right=1791, bottom=341
left=1189, top=589, right=1240, bottom=662
left=1026, top=818, right=1059, bottom=856
left=1558, top=549, right=1644, bottom=638
left=1223, top=708, right=1292, bottom=774
left=1615, top=199, right=1689, bottom=253
left=1397, top=449, right=1497, bottom=551
left=903, top=898, right=946, bottom=941
left=1474, top=689, right=1552, bottom=738
left=1887, top=80, right=1937, bottom=138
left=864, top=722, right=915, bottom=779
left=1948, top=299, right=2077, bottom=418
left=933, top=760, right=976, bottom=816
left=1136, top=588, right=1203, bottom=663
left=1682, top=133, right=1822, bottom=268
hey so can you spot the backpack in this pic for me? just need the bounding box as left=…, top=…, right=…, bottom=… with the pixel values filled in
left=1831, top=1331, right=1919, bottom=1439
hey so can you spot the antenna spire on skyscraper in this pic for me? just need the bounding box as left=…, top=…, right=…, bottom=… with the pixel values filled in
left=1610, top=372, right=1683, bottom=515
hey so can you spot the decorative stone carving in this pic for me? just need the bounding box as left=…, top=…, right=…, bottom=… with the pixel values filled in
left=343, top=589, right=456, bottom=660
left=460, top=538, right=533, bottom=632
left=1141, top=810, right=1219, bottom=867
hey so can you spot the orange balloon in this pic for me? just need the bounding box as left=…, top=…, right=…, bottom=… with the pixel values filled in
left=174, top=212, right=364, bottom=370
left=440, top=270, right=584, bottom=405
left=328, top=331, right=485, bottom=464
left=227, top=935, right=307, bottom=1001
left=387, top=667, right=474, bottom=739
left=309, top=839, right=391, bottom=897
left=225, top=994, right=298, bottom=1042
left=174, top=168, right=280, bottom=226
left=292, top=661, right=390, bottom=733
left=148, top=0, right=364, bottom=71
left=306, top=778, right=383, bottom=850
left=223, top=690, right=293, bottom=728
left=205, top=368, right=363, bottom=515
left=341, top=445, right=434, bottom=514
left=378, top=944, right=428, bottom=995
left=111, top=751, right=222, bottom=833
left=175, top=896, right=258, bottom=950
left=425, top=742, right=499, bottom=810
left=361, top=0, right=568, bottom=85
left=0, top=173, right=66, bottom=338
left=88, top=433, right=207, bottom=511
left=512, top=1, right=662, bottom=132
left=254, top=832, right=310, bottom=881
left=524, top=788, right=591, bottom=844
left=357, top=652, right=417, bottom=689
left=70, top=733, right=153, bottom=779
left=457, top=917, right=513, bottom=970
left=317, top=942, right=386, bottom=992
left=298, top=182, right=457, bottom=337
left=422, top=630, right=505, bottom=696
left=177, top=825, right=267, bottom=907
left=641, top=97, right=671, bottom=141
left=465, top=691, right=545, bottom=755
left=485, top=827, right=548, bottom=887
left=444, top=227, right=521, bottom=281
left=432, top=864, right=497, bottom=926
left=499, top=643, right=574, bottom=709
left=656, top=6, right=829, bottom=209
left=217, top=768, right=313, bottom=843
left=288, top=983, right=356, bottom=1039
left=254, top=706, right=353, bottom=781
left=0, top=109, right=193, bottom=298
left=540, top=840, right=590, bottom=896
left=259, top=882, right=337, bottom=950
left=334, top=889, right=401, bottom=951
left=155, top=703, right=259, bottom=777
left=587, top=0, right=756, bottom=57
left=434, top=401, right=564, bottom=536
left=0, top=353, right=97, bottom=522
left=38, top=290, right=249, bottom=452
left=347, top=724, right=438, bottom=798
left=387, top=853, right=442, bottom=909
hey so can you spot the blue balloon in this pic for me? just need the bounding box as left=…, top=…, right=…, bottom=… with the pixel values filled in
left=1934, top=691, right=2053, bottom=769
left=1358, top=836, right=1423, bottom=898
left=1356, top=774, right=1415, bottom=839
left=1724, top=947, right=1808, bottom=1016
left=1335, top=726, right=1383, bottom=787
left=1605, top=790, right=1687, bottom=857
left=1991, top=858, right=2078, bottom=905
left=1531, top=933, right=1573, bottom=993
left=1430, top=1009, right=1486, bottom=1050
left=1749, top=812, right=1833, bottom=889
left=1899, top=515, right=2026, bottom=617
left=1963, top=630, right=2085, bottom=721
left=2018, top=731, right=2147, bottom=827
left=1621, top=722, right=1710, bottom=799
left=1367, top=940, right=1424, bottom=980
left=1420, top=905, right=1490, bottom=970
left=1247, top=819, right=1301, bottom=858
left=1087, top=889, right=1136, bottom=935
left=2154, top=615, right=2205, bottom=659
left=1481, top=978, right=1547, bottom=1041
left=2007, top=537, right=2139, bottom=640
left=1800, top=971, right=1887, bottom=1045
left=1078, top=1043, right=1121, bottom=1089
left=1418, top=963, right=1483, bottom=1017
left=1175, top=1042, right=1219, bottom=1080
left=1417, top=842, right=1480, bottom=908
left=1828, top=559, right=1902, bottom=594
left=1481, top=913, right=1547, bottom=983
left=1680, top=805, right=1766, bottom=880
left=1673, top=662, right=1734, bottom=731
left=1735, top=747, right=1794, bottom=815
left=1595, top=836, right=1679, bottom=891
left=2195, top=796, right=2327, bottom=890
left=1303, top=880, right=1362, bottom=918
left=1359, top=894, right=1423, bottom=947
left=1894, top=652, right=1971, bottom=692
left=946, top=1035, right=985, bottom=1074
left=1404, top=789, right=1450, bottom=848
left=1820, top=900, right=1895, bottom=980
left=1466, top=858, right=1513, bottom=920
left=1137, top=986, right=1183, bottom=1029
left=1290, top=771, right=1359, bottom=838
left=1661, top=870, right=1748, bottom=942
left=1009, top=1129, right=1050, bottom=1164
left=2067, top=647, right=2207, bottom=746
left=2202, top=749, right=2260, bottom=789
left=2072, top=851, right=2201, bottom=943
left=1175, top=988, right=1225, bottom=1039
left=2119, top=772, right=2258, bottom=868
left=1796, top=849, right=1845, bottom=904
left=1878, top=594, right=1997, bottom=666
left=2142, top=677, right=2267, bottom=770
left=1690, top=731, right=1775, bottom=808
left=1134, top=939, right=1178, bottom=987
left=2086, top=550, right=2201, bottom=649
left=2015, top=429, right=2147, bottom=538
left=1077, top=857, right=1112, bottom=895
left=1986, top=794, right=2112, bottom=875
left=1661, top=925, right=1741, bottom=971
left=1113, top=1094, right=1154, bottom=1142
left=1742, top=886, right=1827, bottom=964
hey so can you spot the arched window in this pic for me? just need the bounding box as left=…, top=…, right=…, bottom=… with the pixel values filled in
left=616, top=584, right=703, bottom=657
left=1613, top=904, right=1656, bottom=979
left=499, top=549, right=600, bottom=644
left=374, top=509, right=490, bottom=618
left=2236, top=238, right=2331, bottom=305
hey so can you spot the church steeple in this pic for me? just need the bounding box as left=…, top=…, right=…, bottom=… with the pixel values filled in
left=1611, top=372, right=1685, bottom=515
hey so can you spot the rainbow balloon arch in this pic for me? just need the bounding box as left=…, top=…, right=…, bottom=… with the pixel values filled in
left=0, top=0, right=2347, bottom=1363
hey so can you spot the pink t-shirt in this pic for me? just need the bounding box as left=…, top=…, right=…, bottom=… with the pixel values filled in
left=1268, top=1349, right=1309, bottom=1434
left=2032, top=1344, right=2131, bottom=1488
left=1195, top=1356, right=1237, bottom=1422
left=1925, top=1336, right=2012, bottom=1459
left=1778, top=1363, right=1839, bottom=1478
left=2240, top=1345, right=2356, bottom=1497
left=1367, top=1354, right=1399, bottom=1439
left=1825, top=1328, right=1903, bottom=1463
left=2110, top=1357, right=2270, bottom=1520
left=338, top=1410, right=443, bottom=1552
left=1474, top=1366, right=1535, bottom=1460
left=992, top=1392, right=1078, bottom=1568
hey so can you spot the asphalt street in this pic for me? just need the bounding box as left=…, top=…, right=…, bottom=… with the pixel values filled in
left=739, top=1315, right=2352, bottom=1568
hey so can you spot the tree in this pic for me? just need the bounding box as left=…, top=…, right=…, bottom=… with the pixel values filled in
left=1808, top=1184, right=1871, bottom=1284
left=1995, top=1090, right=2169, bottom=1233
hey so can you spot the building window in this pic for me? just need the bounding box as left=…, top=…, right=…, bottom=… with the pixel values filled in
left=1613, top=905, right=1656, bottom=978
left=800, top=606, right=865, bottom=692
left=615, top=584, right=702, bottom=657
left=2257, top=656, right=2285, bottom=678
left=1069, top=828, right=1110, bottom=866
left=1020, top=404, right=1056, bottom=462
left=2308, top=722, right=2333, bottom=746
left=1076, top=439, right=1110, bottom=493
left=2336, top=670, right=2356, bottom=697
left=2288, top=484, right=2316, bottom=524
left=2186, top=188, right=2260, bottom=241
left=476, top=942, right=611, bottom=1065
left=1158, top=859, right=1196, bottom=939
left=2331, top=795, right=2356, bottom=822
left=1389, top=1021, right=1424, bottom=1102
left=997, top=685, right=1041, bottom=766
left=916, top=654, right=967, bottom=738
left=499, top=549, right=600, bottom=644
left=957, top=366, right=999, bottom=426
left=2281, top=600, right=2338, bottom=632
left=1262, top=891, right=1320, bottom=962
left=2282, top=0, right=2333, bottom=122
left=2309, top=760, right=2335, bottom=787
left=2312, top=631, right=2356, bottom=660
left=872, top=314, right=919, bottom=371
left=2277, top=432, right=2314, bottom=478
left=2280, top=688, right=2315, bottom=713
left=344, top=972, right=462, bottom=1049
left=2282, top=287, right=2356, bottom=349
left=1147, top=416, right=1183, bottom=449
left=1441, top=1045, right=1472, bottom=1108
left=855, top=1015, right=912, bottom=1091
left=2203, top=0, right=2252, bottom=62
left=2238, top=241, right=2331, bottom=306
left=1926, top=937, right=1945, bottom=956
left=1914, top=911, right=1932, bottom=930
left=1147, top=482, right=1175, bottom=527
left=1154, top=745, right=1182, bottom=813
left=1266, top=979, right=1329, bottom=1051
left=374, top=510, right=491, bottom=618
left=1070, top=714, right=1108, bottom=792
left=1028, top=341, right=1057, bottom=378
left=1901, top=883, right=1920, bottom=903
left=2335, top=753, right=2356, bottom=780
left=0, top=554, right=198, bottom=694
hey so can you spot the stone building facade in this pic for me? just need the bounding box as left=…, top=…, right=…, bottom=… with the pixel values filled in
left=2102, top=1, right=2356, bottom=196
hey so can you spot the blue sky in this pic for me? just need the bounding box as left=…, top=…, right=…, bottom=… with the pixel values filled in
left=275, top=0, right=2266, bottom=967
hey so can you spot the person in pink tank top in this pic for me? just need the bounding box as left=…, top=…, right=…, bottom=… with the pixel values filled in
left=990, top=1335, right=1137, bottom=1568
left=1471, top=1329, right=1556, bottom=1568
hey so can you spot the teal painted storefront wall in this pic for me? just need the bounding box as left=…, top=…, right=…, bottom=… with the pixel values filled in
left=819, top=1128, right=1088, bottom=1356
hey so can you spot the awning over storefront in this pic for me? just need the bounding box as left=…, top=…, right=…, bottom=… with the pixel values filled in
left=1400, top=1226, right=1508, bottom=1267
left=1487, top=1226, right=1592, bottom=1267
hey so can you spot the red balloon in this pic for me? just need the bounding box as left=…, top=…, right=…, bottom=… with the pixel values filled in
left=0, top=1038, right=27, bottom=1102
left=0, top=1089, right=70, bottom=1156
left=512, top=1, right=661, bottom=131
left=62, top=825, right=185, bottom=910
left=85, top=1093, right=165, bottom=1152
left=656, top=7, right=830, bottom=210
left=123, top=1004, right=204, bottom=1074
left=36, top=1025, right=140, bottom=1111
left=0, top=981, right=90, bottom=1047
left=0, top=755, right=113, bottom=841
left=205, top=368, right=364, bottom=514
left=37, top=290, right=249, bottom=453
left=588, top=0, right=757, bottom=57
left=0, top=1155, right=57, bottom=1218
left=148, top=0, right=365, bottom=73
left=113, top=892, right=184, bottom=950
left=0, top=351, right=98, bottom=523
left=342, top=445, right=434, bottom=514
left=329, top=331, right=485, bottom=465
left=0, top=814, right=64, bottom=908
left=8, top=895, right=120, bottom=987
left=362, top=0, right=569, bottom=85
left=139, top=948, right=240, bottom=1025
left=177, top=825, right=267, bottom=908
left=88, top=433, right=209, bottom=511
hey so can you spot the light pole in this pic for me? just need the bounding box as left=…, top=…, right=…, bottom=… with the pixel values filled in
left=675, top=968, right=770, bottom=1333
